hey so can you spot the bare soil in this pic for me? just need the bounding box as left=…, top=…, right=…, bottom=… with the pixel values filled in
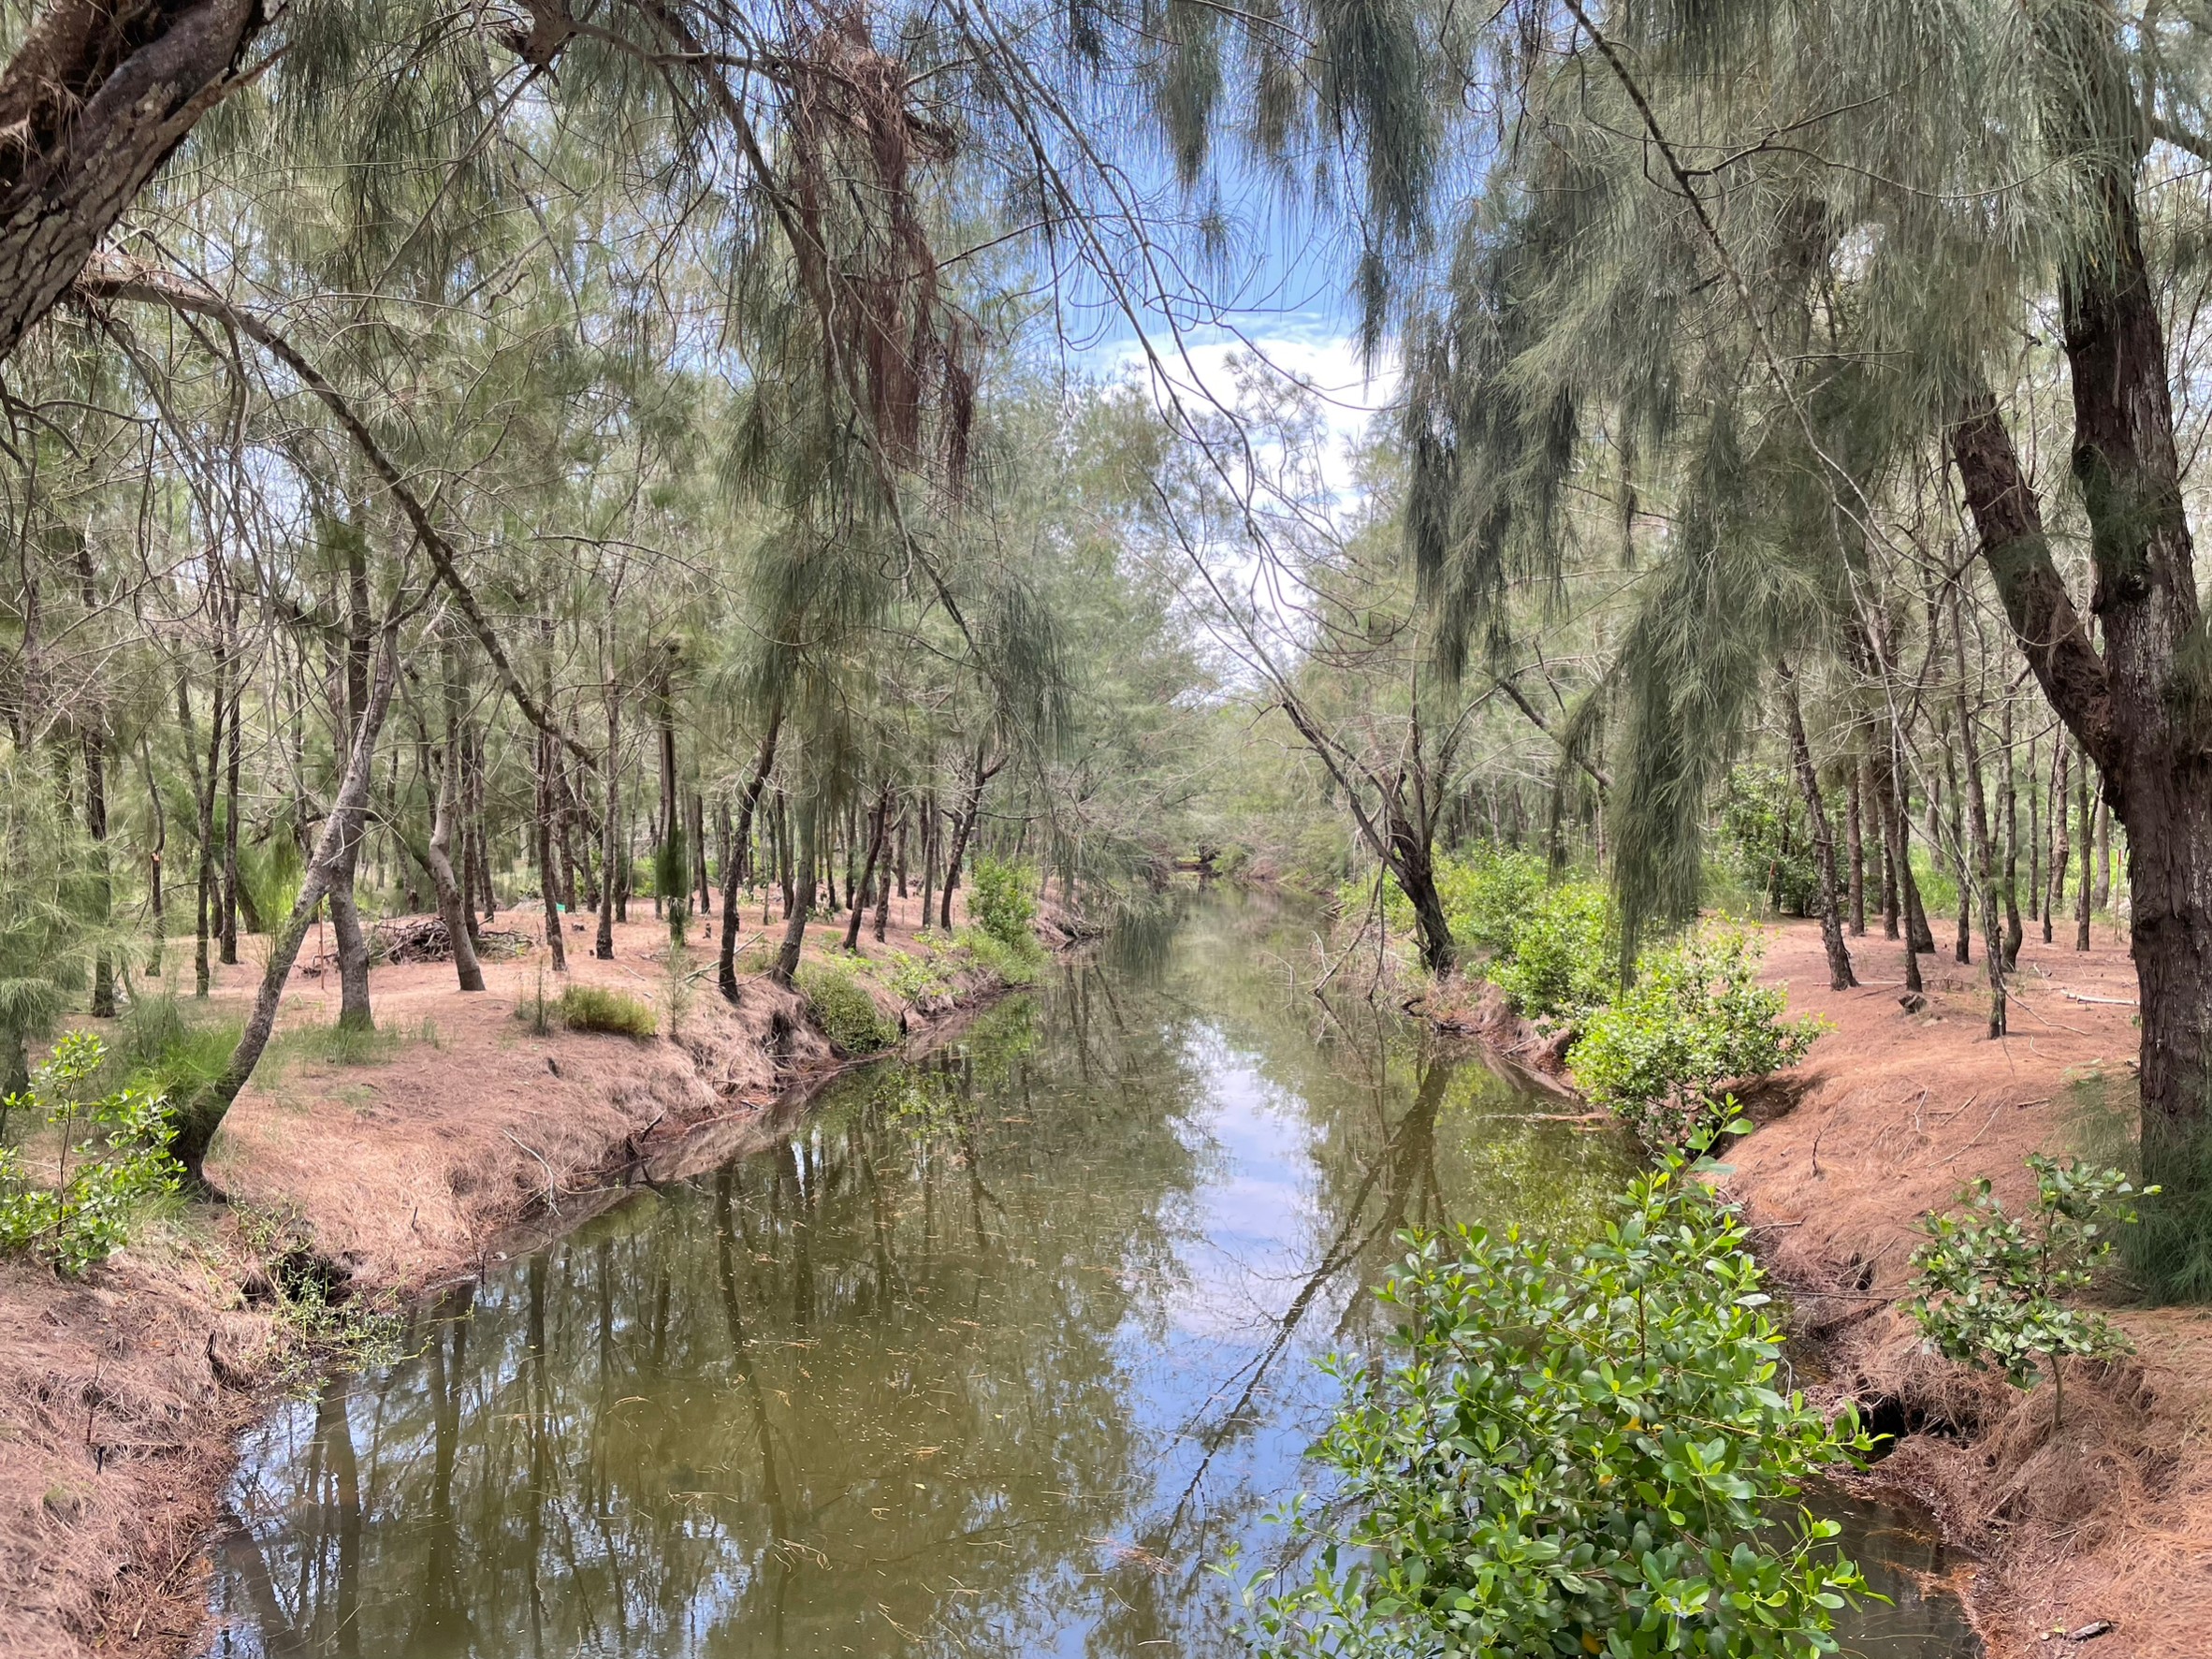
left=1723, top=918, right=2211, bottom=1658
left=0, top=892, right=1012, bottom=1659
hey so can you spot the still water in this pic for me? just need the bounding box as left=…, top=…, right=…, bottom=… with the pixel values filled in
left=207, top=891, right=1976, bottom=1657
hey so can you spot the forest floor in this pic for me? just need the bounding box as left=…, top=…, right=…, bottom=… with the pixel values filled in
left=0, top=891, right=1036, bottom=1659
left=1726, top=918, right=2210, bottom=1659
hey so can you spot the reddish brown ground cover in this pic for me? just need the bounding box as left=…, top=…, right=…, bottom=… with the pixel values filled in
left=0, top=895, right=995, bottom=1659
left=1733, top=919, right=2211, bottom=1658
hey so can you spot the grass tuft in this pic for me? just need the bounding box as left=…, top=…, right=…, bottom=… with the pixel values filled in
left=557, top=983, right=658, bottom=1038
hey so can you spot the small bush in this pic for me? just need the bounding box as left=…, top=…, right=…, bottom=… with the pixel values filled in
left=1488, top=880, right=1618, bottom=1024
left=870, top=948, right=954, bottom=1006
left=557, top=983, right=658, bottom=1039
left=1572, top=924, right=1823, bottom=1146
left=1252, top=1135, right=1872, bottom=1657
left=795, top=961, right=898, bottom=1055
left=953, top=925, right=1041, bottom=987
left=968, top=856, right=1039, bottom=950
left=0, top=1033, right=181, bottom=1274
left=1911, top=1156, right=2150, bottom=1428
left=98, top=995, right=241, bottom=1107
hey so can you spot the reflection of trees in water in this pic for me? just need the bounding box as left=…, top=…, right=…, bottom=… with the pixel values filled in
left=210, top=896, right=1628, bottom=1659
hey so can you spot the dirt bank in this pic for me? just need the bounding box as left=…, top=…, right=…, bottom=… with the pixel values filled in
left=1713, top=919, right=2208, bottom=1658
left=0, top=892, right=1048, bottom=1659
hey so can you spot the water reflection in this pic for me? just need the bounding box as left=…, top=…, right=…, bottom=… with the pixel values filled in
left=206, top=890, right=1971, bottom=1658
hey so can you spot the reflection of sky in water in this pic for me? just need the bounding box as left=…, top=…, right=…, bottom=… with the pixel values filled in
left=204, top=893, right=1977, bottom=1659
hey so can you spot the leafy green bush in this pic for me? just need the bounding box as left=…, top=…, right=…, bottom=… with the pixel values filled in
left=556, top=983, right=658, bottom=1038
left=0, top=1033, right=182, bottom=1273
left=1434, top=844, right=1549, bottom=958
left=870, top=948, right=954, bottom=1006
left=97, top=995, right=241, bottom=1109
left=968, top=856, right=1039, bottom=950
left=1488, top=880, right=1618, bottom=1024
left=1252, top=1138, right=1872, bottom=1658
left=1720, top=764, right=1818, bottom=917
left=1571, top=925, right=1825, bottom=1146
left=953, top=925, right=1042, bottom=987
left=1911, top=1156, right=2151, bottom=1428
left=795, top=961, right=898, bottom=1054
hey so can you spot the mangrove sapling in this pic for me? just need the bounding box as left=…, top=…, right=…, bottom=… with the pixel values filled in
left=1246, top=1128, right=1874, bottom=1658
left=0, top=1033, right=181, bottom=1275
left=1910, top=1157, right=2152, bottom=1432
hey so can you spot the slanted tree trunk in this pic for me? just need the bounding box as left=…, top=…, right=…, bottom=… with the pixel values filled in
left=177, top=632, right=399, bottom=1186
left=1950, top=35, right=2212, bottom=1278
left=0, top=0, right=267, bottom=370
left=1779, top=663, right=1854, bottom=990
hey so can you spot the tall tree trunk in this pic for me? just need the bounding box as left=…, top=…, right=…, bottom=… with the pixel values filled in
left=219, top=604, right=240, bottom=966
left=176, top=632, right=399, bottom=1186
left=0, top=0, right=267, bottom=369
left=2027, top=730, right=2043, bottom=946
left=873, top=809, right=895, bottom=944
left=76, top=547, right=114, bottom=1016
left=2047, top=739, right=2070, bottom=943
left=1953, top=591, right=2004, bottom=1035
left=1846, top=757, right=1867, bottom=936
left=534, top=727, right=566, bottom=974
left=595, top=672, right=619, bottom=961
left=2093, top=793, right=2112, bottom=914
left=844, top=785, right=891, bottom=953
left=773, top=793, right=817, bottom=988
left=719, top=706, right=782, bottom=1002
left=939, top=742, right=1000, bottom=931
left=2001, top=700, right=2024, bottom=970
left=1876, top=751, right=1923, bottom=995
left=138, top=735, right=165, bottom=976
left=1943, top=734, right=1971, bottom=964
left=182, top=667, right=220, bottom=997
left=2075, top=745, right=2093, bottom=953
left=1780, top=665, right=1855, bottom=990
left=424, top=642, right=485, bottom=993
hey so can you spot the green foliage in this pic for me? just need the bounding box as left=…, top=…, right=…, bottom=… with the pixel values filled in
left=1718, top=765, right=1818, bottom=918
left=97, top=995, right=242, bottom=1107
left=1489, top=880, right=1619, bottom=1025
left=869, top=948, right=955, bottom=1006
left=953, top=924, right=1043, bottom=987
left=1572, top=926, right=1826, bottom=1147
left=0, top=1034, right=182, bottom=1274
left=1252, top=1138, right=1872, bottom=1658
left=968, top=856, right=1039, bottom=950
left=0, top=750, right=102, bottom=1086
left=795, top=960, right=899, bottom=1055
left=1436, top=845, right=1550, bottom=958
left=1911, top=1157, right=2150, bottom=1421
left=238, top=836, right=305, bottom=939
left=235, top=1203, right=409, bottom=1397
left=556, top=983, right=658, bottom=1039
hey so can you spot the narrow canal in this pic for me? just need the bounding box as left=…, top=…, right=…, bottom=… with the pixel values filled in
left=206, top=890, right=1976, bottom=1657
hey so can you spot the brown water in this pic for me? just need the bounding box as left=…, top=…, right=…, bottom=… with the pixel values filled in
left=205, top=889, right=1977, bottom=1657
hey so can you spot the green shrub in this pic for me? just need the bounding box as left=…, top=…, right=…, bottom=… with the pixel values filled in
left=1910, top=1156, right=2151, bottom=1428
left=1488, top=880, right=1618, bottom=1024
left=1252, top=1136, right=1872, bottom=1658
left=98, top=995, right=241, bottom=1108
left=1720, top=764, right=1818, bottom=917
left=870, top=948, right=954, bottom=1005
left=1571, top=924, right=1825, bottom=1146
left=968, top=856, right=1039, bottom=950
left=953, top=925, right=1041, bottom=987
left=556, top=983, right=658, bottom=1038
left=796, top=961, right=899, bottom=1054
left=0, top=1033, right=181, bottom=1274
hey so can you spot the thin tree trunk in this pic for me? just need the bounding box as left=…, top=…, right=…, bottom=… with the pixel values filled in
left=220, top=604, right=240, bottom=966
left=138, top=735, right=165, bottom=976
left=773, top=793, right=818, bottom=988
left=2001, top=700, right=2023, bottom=970
left=2047, top=740, right=2070, bottom=944
left=1846, top=757, right=1867, bottom=937
left=1780, top=665, right=1855, bottom=990
left=1952, top=591, right=2004, bottom=1035
left=1943, top=734, right=1971, bottom=964
left=424, top=641, right=485, bottom=993
left=596, top=671, right=619, bottom=961
left=535, top=726, right=566, bottom=974
left=719, top=706, right=782, bottom=1002
left=845, top=786, right=891, bottom=952
left=2075, top=746, right=2093, bottom=953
